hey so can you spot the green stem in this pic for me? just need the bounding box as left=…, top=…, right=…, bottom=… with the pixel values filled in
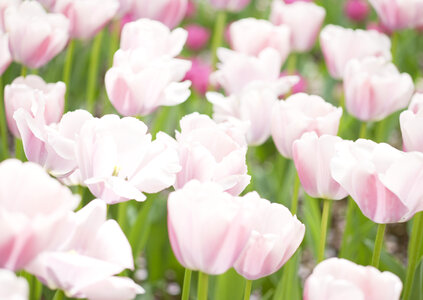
left=117, top=201, right=129, bottom=234
left=63, top=40, right=75, bottom=112
left=291, top=171, right=300, bottom=215
left=403, top=212, right=423, bottom=300
left=52, top=290, right=65, bottom=300
left=0, top=76, right=9, bottom=159
left=129, top=198, right=155, bottom=259
left=108, top=19, right=120, bottom=67
left=197, top=272, right=209, bottom=300
left=86, top=30, right=104, bottom=113
left=210, top=10, right=226, bottom=70
left=318, top=198, right=332, bottom=262
left=391, top=32, right=399, bottom=66
left=286, top=54, right=297, bottom=73
left=182, top=269, right=192, bottom=300
left=371, top=223, right=386, bottom=268
left=359, top=122, right=367, bottom=139
left=21, top=65, right=27, bottom=77
left=340, top=197, right=355, bottom=258
left=243, top=279, right=252, bottom=300
left=14, top=138, right=24, bottom=161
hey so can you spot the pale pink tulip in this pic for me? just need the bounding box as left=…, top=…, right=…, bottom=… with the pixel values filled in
left=0, top=0, right=19, bottom=32
left=168, top=180, right=253, bottom=274
left=271, top=93, right=343, bottom=158
left=320, top=25, right=391, bottom=79
left=400, top=93, right=423, bottom=152
left=132, top=0, right=187, bottom=29
left=5, top=75, right=65, bottom=138
left=185, top=24, right=210, bottom=51
left=344, top=57, right=414, bottom=122
left=53, top=0, right=118, bottom=39
left=0, top=269, right=28, bottom=300
left=75, top=115, right=181, bottom=204
left=208, top=0, right=251, bottom=12
left=233, top=192, right=305, bottom=280
left=116, top=0, right=134, bottom=17
left=0, top=159, right=79, bottom=271
left=4, top=1, right=69, bottom=68
left=174, top=113, right=250, bottom=196
left=293, top=132, right=348, bottom=200
left=36, top=0, right=56, bottom=11
left=27, top=199, right=143, bottom=299
left=304, top=258, right=402, bottom=300
left=229, top=18, right=290, bottom=62
left=270, top=0, right=325, bottom=52
left=0, top=33, right=11, bottom=75
left=344, top=0, right=369, bottom=22
left=369, top=0, right=423, bottom=30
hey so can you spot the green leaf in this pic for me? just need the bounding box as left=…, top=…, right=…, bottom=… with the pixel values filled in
left=409, top=258, right=423, bottom=300
left=213, top=268, right=245, bottom=300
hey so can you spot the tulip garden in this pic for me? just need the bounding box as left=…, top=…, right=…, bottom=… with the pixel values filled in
left=1, top=0, right=423, bottom=299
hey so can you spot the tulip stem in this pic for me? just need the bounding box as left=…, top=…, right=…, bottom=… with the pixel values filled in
left=359, top=122, right=367, bottom=139
left=108, top=19, right=120, bottom=67
left=340, top=197, right=354, bottom=258
left=371, top=223, right=386, bottom=268
left=291, top=171, right=300, bottom=215
left=63, top=39, right=75, bottom=112
left=0, top=76, right=9, bottom=159
left=21, top=65, right=27, bottom=77
left=211, top=10, right=226, bottom=70
left=52, top=289, right=65, bottom=300
left=197, top=272, right=209, bottom=300
left=14, top=138, right=24, bottom=161
left=117, top=201, right=129, bottom=233
left=318, top=198, right=332, bottom=262
left=182, top=269, right=192, bottom=300
left=243, top=279, right=252, bottom=300
left=86, top=30, right=105, bottom=113
left=403, top=212, right=423, bottom=300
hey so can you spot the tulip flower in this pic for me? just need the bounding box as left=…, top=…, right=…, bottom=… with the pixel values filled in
left=75, top=115, right=181, bottom=204
left=27, top=199, right=143, bottom=299
left=293, top=132, right=348, bottom=200
left=229, top=18, right=291, bottom=62
left=304, top=258, right=402, bottom=300
left=400, top=93, right=423, bottom=152
left=320, top=25, right=391, bottom=79
left=233, top=192, right=305, bottom=280
left=0, top=33, right=11, bottom=76
left=344, top=0, right=369, bottom=22
left=270, top=0, right=326, bottom=52
left=5, top=75, right=65, bottom=138
left=185, top=24, right=210, bottom=51
left=271, top=93, right=342, bottom=159
left=132, top=0, right=187, bottom=28
left=0, top=269, right=28, bottom=300
left=174, top=113, right=250, bottom=196
left=184, top=57, right=212, bottom=95
left=343, top=57, right=414, bottom=122
left=168, top=180, right=253, bottom=275
left=208, top=0, right=251, bottom=12
left=0, top=0, right=19, bottom=32
left=0, top=159, right=79, bottom=270
left=53, top=0, right=119, bottom=40
left=4, top=1, right=69, bottom=68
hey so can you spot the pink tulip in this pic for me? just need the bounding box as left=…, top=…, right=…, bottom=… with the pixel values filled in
left=400, top=93, right=423, bottom=152
left=368, top=0, right=423, bottom=30
left=344, top=57, right=414, bottom=122
left=37, top=0, right=57, bottom=11
left=0, top=269, right=28, bottom=300
left=185, top=24, right=210, bottom=51
left=0, top=159, right=79, bottom=271
left=233, top=192, right=305, bottom=280
left=293, top=132, right=348, bottom=200
left=271, top=93, right=343, bottom=159
left=168, top=180, right=253, bottom=274
left=320, top=25, right=391, bottom=79
left=53, top=0, right=118, bottom=40
left=174, top=113, right=250, bottom=195
left=185, top=0, right=196, bottom=18
left=344, top=0, right=369, bottom=22
left=115, top=0, right=134, bottom=17
left=0, top=0, right=19, bottom=32
left=183, top=57, right=212, bottom=95
left=366, top=21, right=392, bottom=35
left=270, top=0, right=325, bottom=52
left=280, top=71, right=307, bottom=95
left=0, top=33, right=11, bottom=76
left=75, top=115, right=181, bottom=204
left=132, top=0, right=187, bottom=29
left=4, top=1, right=69, bottom=68
left=208, top=0, right=251, bottom=12
left=304, top=258, right=402, bottom=300
left=27, top=199, right=143, bottom=299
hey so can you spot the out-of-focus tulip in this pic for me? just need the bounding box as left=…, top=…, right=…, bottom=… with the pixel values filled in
left=4, top=1, right=69, bottom=68
left=0, top=269, right=28, bottom=300
left=229, top=18, right=290, bottom=62
left=400, top=93, right=423, bottom=152
left=5, top=75, right=65, bottom=138
left=320, top=25, right=391, bottom=79
left=174, top=113, right=250, bottom=195
left=53, top=0, right=118, bottom=40
left=304, top=258, right=402, bottom=300
left=0, top=34, right=11, bottom=76
left=184, top=57, right=212, bottom=95
left=344, top=0, right=369, bottom=22
left=366, top=21, right=392, bottom=35
left=168, top=180, right=253, bottom=274
left=132, top=0, right=187, bottom=29
left=115, top=0, right=133, bottom=17
left=293, top=132, right=348, bottom=200
left=271, top=93, right=342, bottom=159
left=284, top=0, right=313, bottom=3
left=368, top=0, right=423, bottom=30
left=27, top=199, right=143, bottom=299
left=0, top=159, right=79, bottom=271
left=0, top=0, right=19, bottom=32
left=185, top=24, right=210, bottom=51
left=186, top=0, right=196, bottom=18
left=280, top=71, right=307, bottom=94
left=343, top=57, right=414, bottom=122
left=75, top=115, right=181, bottom=204
left=270, top=0, right=325, bottom=52
left=208, top=0, right=251, bottom=12
left=233, top=192, right=305, bottom=280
